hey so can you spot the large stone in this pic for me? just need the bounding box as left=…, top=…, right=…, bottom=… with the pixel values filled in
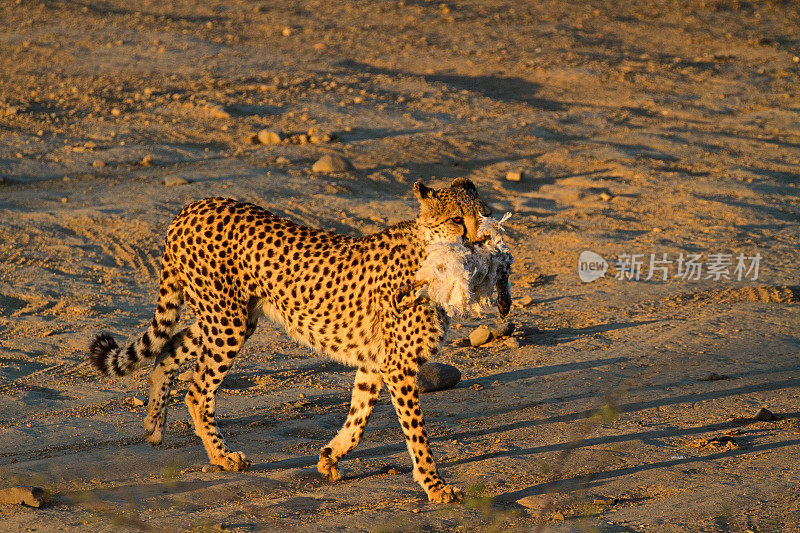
left=0, top=487, right=46, bottom=507
left=416, top=363, right=461, bottom=393
left=312, top=154, right=354, bottom=173
left=469, top=325, right=492, bottom=347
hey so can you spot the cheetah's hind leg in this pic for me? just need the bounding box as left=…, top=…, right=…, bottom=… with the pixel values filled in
left=144, top=324, right=201, bottom=444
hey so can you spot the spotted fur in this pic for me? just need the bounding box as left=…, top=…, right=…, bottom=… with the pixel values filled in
left=88, top=177, right=497, bottom=503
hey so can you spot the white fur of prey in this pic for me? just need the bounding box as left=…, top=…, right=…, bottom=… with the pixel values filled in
left=415, top=213, right=513, bottom=317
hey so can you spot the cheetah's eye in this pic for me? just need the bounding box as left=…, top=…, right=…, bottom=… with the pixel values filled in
left=450, top=216, right=463, bottom=224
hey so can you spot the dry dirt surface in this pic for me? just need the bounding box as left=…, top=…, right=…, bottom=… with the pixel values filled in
left=2, top=1, right=800, bottom=531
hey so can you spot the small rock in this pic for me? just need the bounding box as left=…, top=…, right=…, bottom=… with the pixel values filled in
left=600, top=192, right=614, bottom=202
left=275, top=156, right=291, bottom=165
left=130, top=396, right=145, bottom=407
left=517, top=295, right=535, bottom=307
left=296, top=133, right=309, bottom=145
left=516, top=495, right=547, bottom=510
left=4, top=106, right=19, bottom=116
left=386, top=467, right=400, bottom=475
left=140, top=154, right=153, bottom=166
left=92, top=159, right=106, bottom=168
left=505, top=170, right=524, bottom=182
left=491, top=321, right=515, bottom=339
left=754, top=407, right=778, bottom=422
left=504, top=337, right=520, bottom=348
left=164, top=175, right=189, bottom=186
left=551, top=511, right=565, bottom=521
left=257, top=129, right=284, bottom=145
left=177, top=369, right=193, bottom=382
left=412, top=508, right=420, bottom=514
left=312, top=154, right=354, bottom=173
left=416, top=362, right=461, bottom=393
left=204, top=104, right=230, bottom=119
left=469, top=325, right=492, bottom=347
left=0, top=487, right=46, bottom=507
left=309, top=133, right=332, bottom=144
left=110, top=107, right=121, bottom=116
left=202, top=464, right=224, bottom=473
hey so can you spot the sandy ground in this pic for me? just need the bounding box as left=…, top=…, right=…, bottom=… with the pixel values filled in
left=1, top=0, right=800, bottom=531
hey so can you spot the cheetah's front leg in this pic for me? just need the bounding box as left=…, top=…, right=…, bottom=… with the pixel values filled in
left=318, top=368, right=382, bottom=481
left=383, top=368, right=463, bottom=503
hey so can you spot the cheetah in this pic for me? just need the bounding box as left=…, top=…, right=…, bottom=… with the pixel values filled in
left=88, top=178, right=511, bottom=503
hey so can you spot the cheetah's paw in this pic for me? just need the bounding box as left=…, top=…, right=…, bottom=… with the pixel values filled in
left=143, top=415, right=164, bottom=445
left=317, top=457, right=342, bottom=482
left=212, top=451, right=251, bottom=472
left=427, top=485, right=464, bottom=504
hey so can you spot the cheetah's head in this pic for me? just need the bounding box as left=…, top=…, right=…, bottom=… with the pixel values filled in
left=413, top=178, right=491, bottom=244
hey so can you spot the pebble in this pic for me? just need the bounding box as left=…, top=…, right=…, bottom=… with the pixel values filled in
left=600, top=192, right=614, bottom=202
left=177, top=369, right=193, bottom=382
left=504, top=337, right=520, bottom=348
left=309, top=133, right=333, bottom=144
left=164, top=175, right=189, bottom=186
left=505, top=170, right=524, bottom=182
left=92, top=159, right=106, bottom=168
left=275, top=156, right=291, bottom=165
left=312, top=154, right=354, bottom=173
left=202, top=464, right=224, bottom=473
left=204, top=104, right=230, bottom=119
left=130, top=396, right=145, bottom=407
left=416, top=362, right=461, bottom=393
left=517, top=295, right=535, bottom=307
left=257, top=129, right=284, bottom=145
left=754, top=407, right=777, bottom=422
left=469, top=325, right=492, bottom=347
left=0, top=487, right=46, bottom=507
left=110, top=107, right=121, bottom=116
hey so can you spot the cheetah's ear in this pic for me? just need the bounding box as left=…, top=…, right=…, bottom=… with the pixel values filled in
left=450, top=177, right=478, bottom=196
left=413, top=181, right=436, bottom=201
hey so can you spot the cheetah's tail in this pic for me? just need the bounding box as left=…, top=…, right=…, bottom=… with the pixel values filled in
left=89, top=267, right=183, bottom=376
